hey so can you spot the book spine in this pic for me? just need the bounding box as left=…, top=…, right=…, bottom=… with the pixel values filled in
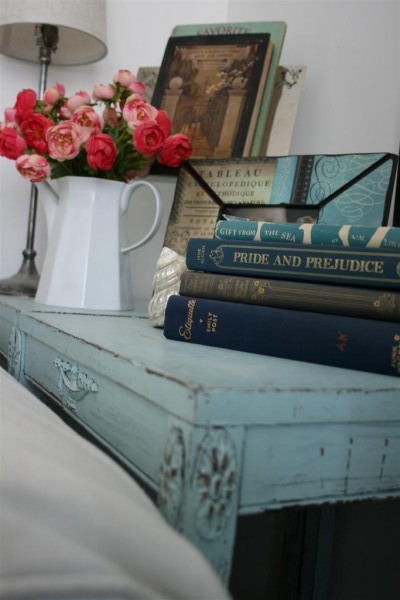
left=215, top=220, right=400, bottom=250
left=186, top=238, right=400, bottom=289
left=179, top=271, right=400, bottom=322
left=164, top=295, right=400, bottom=378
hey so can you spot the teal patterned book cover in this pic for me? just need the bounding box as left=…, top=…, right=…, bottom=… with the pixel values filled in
left=268, top=153, right=396, bottom=226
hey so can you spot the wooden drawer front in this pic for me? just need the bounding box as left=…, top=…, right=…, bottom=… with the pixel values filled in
left=241, top=423, right=400, bottom=510
left=23, top=334, right=167, bottom=485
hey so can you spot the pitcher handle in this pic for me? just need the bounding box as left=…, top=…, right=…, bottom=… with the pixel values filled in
left=120, top=180, right=163, bottom=254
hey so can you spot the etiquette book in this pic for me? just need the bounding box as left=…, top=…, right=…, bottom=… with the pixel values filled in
left=164, top=295, right=400, bottom=378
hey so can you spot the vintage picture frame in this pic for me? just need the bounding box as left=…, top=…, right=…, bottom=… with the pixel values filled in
left=151, top=33, right=273, bottom=159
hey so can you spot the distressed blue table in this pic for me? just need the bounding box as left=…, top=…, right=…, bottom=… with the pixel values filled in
left=1, top=294, right=400, bottom=585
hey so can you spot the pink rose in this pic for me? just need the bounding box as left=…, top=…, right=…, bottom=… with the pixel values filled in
left=43, top=83, right=65, bottom=105
left=46, top=122, right=82, bottom=161
left=4, top=107, right=16, bottom=123
left=14, top=89, right=37, bottom=125
left=133, top=119, right=167, bottom=156
left=71, top=106, right=103, bottom=142
left=66, top=91, right=91, bottom=113
left=127, top=79, right=146, bottom=95
left=123, top=94, right=157, bottom=129
left=0, top=125, right=27, bottom=159
left=20, top=113, right=53, bottom=154
left=113, top=69, right=136, bottom=87
left=92, top=83, right=115, bottom=101
left=59, top=102, right=72, bottom=119
left=158, top=134, right=192, bottom=167
left=85, top=133, right=117, bottom=171
left=16, top=154, right=51, bottom=182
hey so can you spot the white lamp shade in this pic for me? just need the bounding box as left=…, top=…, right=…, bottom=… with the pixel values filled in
left=0, top=0, right=107, bottom=65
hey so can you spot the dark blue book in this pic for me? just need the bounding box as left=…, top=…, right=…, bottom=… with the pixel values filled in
left=164, top=295, right=400, bottom=377
left=186, top=238, right=400, bottom=289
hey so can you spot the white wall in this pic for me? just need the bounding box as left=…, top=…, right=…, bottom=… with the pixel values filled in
left=0, top=0, right=399, bottom=304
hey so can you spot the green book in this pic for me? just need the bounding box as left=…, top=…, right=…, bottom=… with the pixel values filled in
left=179, top=270, right=400, bottom=322
left=171, top=21, right=287, bottom=156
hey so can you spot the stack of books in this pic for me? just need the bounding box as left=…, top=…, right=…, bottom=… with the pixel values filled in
left=163, top=220, right=400, bottom=377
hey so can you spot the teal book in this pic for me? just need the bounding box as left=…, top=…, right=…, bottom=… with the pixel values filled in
left=164, top=295, right=400, bottom=378
left=171, top=21, right=287, bottom=156
left=179, top=271, right=400, bottom=322
left=185, top=238, right=400, bottom=289
left=215, top=220, right=400, bottom=250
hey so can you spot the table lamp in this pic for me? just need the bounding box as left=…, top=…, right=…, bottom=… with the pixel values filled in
left=0, top=0, right=107, bottom=296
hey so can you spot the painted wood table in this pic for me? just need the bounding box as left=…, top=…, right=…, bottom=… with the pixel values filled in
left=1, top=294, right=400, bottom=586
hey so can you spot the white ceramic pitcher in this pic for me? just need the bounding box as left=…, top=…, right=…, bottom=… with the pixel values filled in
left=35, top=176, right=163, bottom=311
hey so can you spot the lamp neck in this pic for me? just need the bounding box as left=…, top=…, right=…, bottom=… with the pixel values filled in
left=35, top=24, right=59, bottom=97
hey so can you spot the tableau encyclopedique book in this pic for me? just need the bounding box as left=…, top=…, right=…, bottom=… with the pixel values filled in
left=163, top=154, right=398, bottom=257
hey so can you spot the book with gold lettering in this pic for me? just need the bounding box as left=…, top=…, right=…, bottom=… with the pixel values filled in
left=215, top=219, right=400, bottom=250
left=179, top=271, right=400, bottom=322
left=163, top=295, right=400, bottom=378
left=185, top=238, right=400, bottom=290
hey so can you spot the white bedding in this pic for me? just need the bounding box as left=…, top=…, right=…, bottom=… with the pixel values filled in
left=0, top=368, right=230, bottom=599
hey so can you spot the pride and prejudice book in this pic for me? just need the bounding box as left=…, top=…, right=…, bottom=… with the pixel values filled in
left=163, top=295, right=400, bottom=378
left=185, top=238, right=400, bottom=289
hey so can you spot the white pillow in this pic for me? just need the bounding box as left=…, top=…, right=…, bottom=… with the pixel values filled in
left=0, top=368, right=230, bottom=600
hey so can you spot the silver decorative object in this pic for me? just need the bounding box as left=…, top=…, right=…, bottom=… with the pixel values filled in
left=148, top=246, right=187, bottom=327
left=0, top=0, right=107, bottom=296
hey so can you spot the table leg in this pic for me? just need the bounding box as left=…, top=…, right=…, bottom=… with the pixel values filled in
left=158, top=423, right=245, bottom=584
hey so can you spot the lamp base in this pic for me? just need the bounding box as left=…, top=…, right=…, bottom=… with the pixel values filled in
left=0, top=251, right=39, bottom=297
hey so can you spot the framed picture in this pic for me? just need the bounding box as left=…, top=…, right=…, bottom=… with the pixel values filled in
left=151, top=33, right=273, bottom=159
left=136, top=67, right=160, bottom=103
left=163, top=154, right=398, bottom=257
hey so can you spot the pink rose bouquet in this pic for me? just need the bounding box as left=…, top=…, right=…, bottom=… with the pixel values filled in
left=0, top=69, right=192, bottom=183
